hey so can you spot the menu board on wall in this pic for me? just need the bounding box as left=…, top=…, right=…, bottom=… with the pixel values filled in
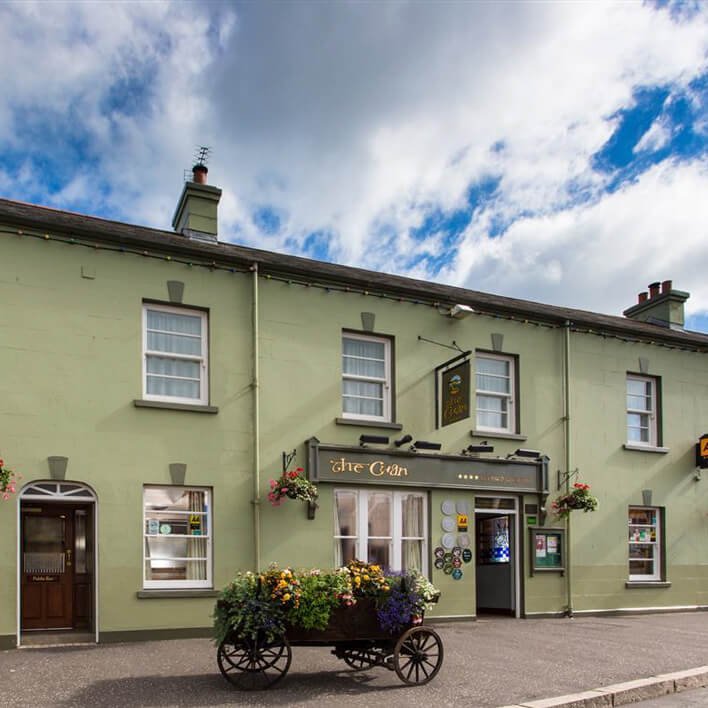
left=529, top=528, right=565, bottom=575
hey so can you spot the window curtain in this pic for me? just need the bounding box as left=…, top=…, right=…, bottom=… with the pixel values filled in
left=402, top=494, right=423, bottom=572
left=146, top=310, right=202, bottom=399
left=187, top=491, right=207, bottom=581
left=342, top=338, right=386, bottom=416
left=334, top=495, right=344, bottom=567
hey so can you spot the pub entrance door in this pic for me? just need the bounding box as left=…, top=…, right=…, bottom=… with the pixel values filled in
left=474, top=496, right=520, bottom=617
left=20, top=499, right=94, bottom=632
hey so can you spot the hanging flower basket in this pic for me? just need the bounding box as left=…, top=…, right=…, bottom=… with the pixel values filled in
left=0, top=457, right=20, bottom=501
left=267, top=467, right=318, bottom=506
left=552, top=483, right=598, bottom=518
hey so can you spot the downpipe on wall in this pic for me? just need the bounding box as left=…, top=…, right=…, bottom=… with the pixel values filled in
left=252, top=263, right=262, bottom=573
left=564, top=320, right=573, bottom=618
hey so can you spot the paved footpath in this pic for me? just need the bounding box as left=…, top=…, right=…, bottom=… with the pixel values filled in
left=1, top=613, right=708, bottom=707
left=628, top=687, right=708, bottom=707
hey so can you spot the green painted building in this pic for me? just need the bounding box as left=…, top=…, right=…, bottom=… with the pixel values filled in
left=1, top=170, right=706, bottom=649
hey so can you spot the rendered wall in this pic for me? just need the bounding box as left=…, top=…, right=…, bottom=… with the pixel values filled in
left=1, top=226, right=706, bottom=646
left=0, top=233, right=255, bottom=641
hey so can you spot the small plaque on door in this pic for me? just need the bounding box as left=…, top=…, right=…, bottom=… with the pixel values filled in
left=30, top=575, right=59, bottom=582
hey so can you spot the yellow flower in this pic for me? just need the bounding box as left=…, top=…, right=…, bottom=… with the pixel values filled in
left=283, top=593, right=291, bottom=601
left=363, top=575, right=370, bottom=581
left=354, top=576, right=361, bottom=585
left=280, top=571, right=286, bottom=578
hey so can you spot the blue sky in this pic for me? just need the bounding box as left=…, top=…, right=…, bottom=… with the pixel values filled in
left=0, top=1, right=706, bottom=332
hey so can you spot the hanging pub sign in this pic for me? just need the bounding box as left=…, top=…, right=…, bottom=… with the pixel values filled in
left=696, top=434, right=708, bottom=469
left=436, top=352, right=471, bottom=428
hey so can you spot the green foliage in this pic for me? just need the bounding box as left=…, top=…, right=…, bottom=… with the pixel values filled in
left=287, top=569, right=351, bottom=630
left=213, top=572, right=286, bottom=644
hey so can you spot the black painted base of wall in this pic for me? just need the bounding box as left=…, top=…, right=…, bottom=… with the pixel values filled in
left=99, top=626, right=212, bottom=644
left=0, top=634, right=15, bottom=650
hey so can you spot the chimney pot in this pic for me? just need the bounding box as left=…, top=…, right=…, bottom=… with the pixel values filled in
left=648, top=282, right=660, bottom=298
left=192, top=164, right=208, bottom=185
left=638, top=292, right=648, bottom=303
left=661, top=279, right=672, bottom=294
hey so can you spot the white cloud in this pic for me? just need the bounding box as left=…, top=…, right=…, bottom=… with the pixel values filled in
left=445, top=159, right=708, bottom=318
left=0, top=1, right=707, bottom=325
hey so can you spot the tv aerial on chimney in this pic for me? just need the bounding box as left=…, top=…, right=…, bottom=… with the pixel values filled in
left=183, top=146, right=212, bottom=183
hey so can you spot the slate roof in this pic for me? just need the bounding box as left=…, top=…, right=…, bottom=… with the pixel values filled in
left=1, top=197, right=706, bottom=350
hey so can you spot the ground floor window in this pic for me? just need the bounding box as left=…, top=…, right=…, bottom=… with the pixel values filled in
left=628, top=506, right=662, bottom=581
left=143, top=486, right=211, bottom=589
left=334, top=488, right=427, bottom=573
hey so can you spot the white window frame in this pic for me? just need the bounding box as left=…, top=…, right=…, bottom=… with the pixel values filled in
left=333, top=488, right=428, bottom=574
left=341, top=333, right=392, bottom=422
left=628, top=506, right=662, bottom=582
left=142, top=303, right=209, bottom=405
left=626, top=375, right=658, bottom=447
left=142, top=485, right=212, bottom=590
left=475, top=353, right=516, bottom=434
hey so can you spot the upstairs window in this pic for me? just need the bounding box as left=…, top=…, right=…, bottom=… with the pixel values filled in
left=475, top=353, right=515, bottom=433
left=342, top=333, right=392, bottom=422
left=626, top=375, right=658, bottom=447
left=143, top=304, right=208, bottom=405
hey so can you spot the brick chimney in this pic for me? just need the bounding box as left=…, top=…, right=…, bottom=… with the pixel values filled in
left=623, top=280, right=689, bottom=330
left=172, top=163, right=222, bottom=243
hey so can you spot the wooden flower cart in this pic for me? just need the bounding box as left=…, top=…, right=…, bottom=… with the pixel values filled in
left=216, top=597, right=443, bottom=690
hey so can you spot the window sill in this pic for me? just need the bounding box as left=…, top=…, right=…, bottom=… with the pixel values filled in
left=470, top=430, right=527, bottom=442
left=625, top=581, right=671, bottom=589
left=136, top=589, right=219, bottom=599
left=623, top=444, right=669, bottom=454
left=335, top=417, right=403, bottom=431
left=134, top=399, right=218, bottom=414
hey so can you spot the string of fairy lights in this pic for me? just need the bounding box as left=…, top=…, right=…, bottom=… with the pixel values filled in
left=2, top=224, right=706, bottom=354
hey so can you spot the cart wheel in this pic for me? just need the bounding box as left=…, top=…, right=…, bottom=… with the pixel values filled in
left=393, top=626, right=443, bottom=686
left=341, top=646, right=381, bottom=670
left=217, top=632, right=292, bottom=690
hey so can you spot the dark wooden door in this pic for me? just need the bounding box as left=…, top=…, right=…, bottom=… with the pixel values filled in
left=21, top=506, right=75, bottom=630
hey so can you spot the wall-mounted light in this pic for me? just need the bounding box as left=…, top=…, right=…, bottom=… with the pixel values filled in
left=513, top=448, right=542, bottom=459
left=447, top=304, right=474, bottom=320
left=463, top=442, right=494, bottom=455
left=394, top=434, right=413, bottom=447
left=359, top=434, right=390, bottom=447
left=413, top=440, right=442, bottom=451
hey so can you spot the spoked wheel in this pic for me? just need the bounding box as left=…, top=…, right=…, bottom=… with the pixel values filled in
left=393, top=626, right=444, bottom=686
left=217, top=632, right=292, bottom=690
left=341, top=646, right=382, bottom=670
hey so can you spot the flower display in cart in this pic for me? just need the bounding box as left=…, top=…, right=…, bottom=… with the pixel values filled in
left=0, top=457, right=20, bottom=501
left=552, top=482, right=599, bottom=518
left=213, top=561, right=440, bottom=644
left=267, top=467, right=318, bottom=506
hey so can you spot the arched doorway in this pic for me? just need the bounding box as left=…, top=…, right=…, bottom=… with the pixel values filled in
left=18, top=481, right=97, bottom=645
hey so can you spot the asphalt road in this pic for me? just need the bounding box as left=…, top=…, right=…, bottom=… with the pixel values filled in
left=2, top=613, right=708, bottom=707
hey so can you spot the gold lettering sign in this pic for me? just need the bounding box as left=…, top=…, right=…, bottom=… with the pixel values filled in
left=440, top=360, right=470, bottom=427
left=30, top=575, right=58, bottom=582
left=329, top=457, right=409, bottom=479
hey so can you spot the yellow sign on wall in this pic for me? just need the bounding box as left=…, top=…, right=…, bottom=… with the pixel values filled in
left=698, top=434, right=708, bottom=469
